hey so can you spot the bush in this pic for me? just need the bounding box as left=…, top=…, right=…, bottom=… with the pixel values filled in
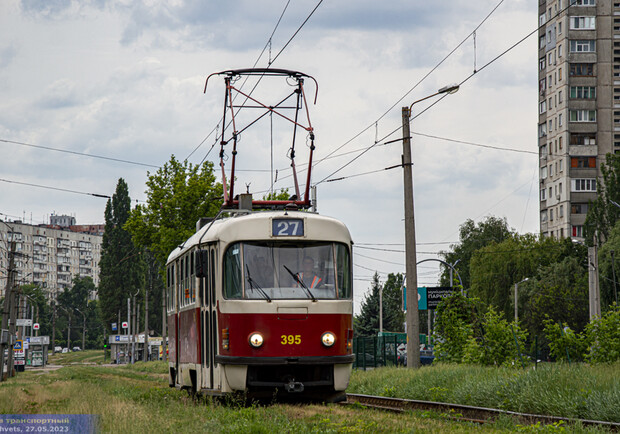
left=543, top=319, right=587, bottom=362
left=585, top=304, right=620, bottom=363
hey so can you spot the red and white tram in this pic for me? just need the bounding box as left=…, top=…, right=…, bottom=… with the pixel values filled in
left=166, top=207, right=354, bottom=400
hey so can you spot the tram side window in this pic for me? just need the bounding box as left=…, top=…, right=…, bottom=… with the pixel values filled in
left=223, top=243, right=242, bottom=299
left=336, top=244, right=352, bottom=299
left=167, top=264, right=175, bottom=312
left=189, top=250, right=196, bottom=304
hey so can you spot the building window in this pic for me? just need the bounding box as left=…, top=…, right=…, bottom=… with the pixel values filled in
left=558, top=43, right=563, bottom=56
left=540, top=35, right=546, bottom=49
left=541, top=188, right=547, bottom=201
left=541, top=210, right=548, bottom=222
left=570, top=86, right=596, bottom=99
left=559, top=113, right=563, bottom=127
left=569, top=110, right=596, bottom=122
left=571, top=156, right=596, bottom=168
left=572, top=226, right=584, bottom=238
left=570, top=40, right=596, bottom=52
left=540, top=13, right=547, bottom=26
left=542, top=166, right=548, bottom=179
left=570, top=133, right=596, bottom=145
left=571, top=178, right=597, bottom=192
left=540, top=144, right=548, bottom=157
left=540, top=100, right=547, bottom=114
left=571, top=203, right=588, bottom=214
left=559, top=159, right=564, bottom=172
left=540, top=57, right=546, bottom=71
left=539, top=123, right=548, bottom=137
left=550, top=209, right=554, bottom=221
left=569, top=63, right=594, bottom=76
left=559, top=205, right=564, bottom=218
left=570, top=16, right=596, bottom=29
left=573, top=0, right=595, bottom=5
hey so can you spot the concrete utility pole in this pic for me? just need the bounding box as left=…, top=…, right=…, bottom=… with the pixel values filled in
left=76, top=308, right=86, bottom=351
left=588, top=245, right=601, bottom=319
left=0, top=240, right=17, bottom=380
left=144, top=267, right=150, bottom=362
left=402, top=106, right=421, bottom=369
left=403, top=84, right=459, bottom=369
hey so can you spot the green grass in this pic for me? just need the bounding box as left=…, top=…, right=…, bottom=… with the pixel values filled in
left=2, top=362, right=597, bottom=433
left=348, top=363, right=620, bottom=423
left=1, top=362, right=615, bottom=432
left=48, top=349, right=106, bottom=365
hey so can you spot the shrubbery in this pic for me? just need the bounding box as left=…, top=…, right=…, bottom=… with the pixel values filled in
left=434, top=294, right=527, bottom=366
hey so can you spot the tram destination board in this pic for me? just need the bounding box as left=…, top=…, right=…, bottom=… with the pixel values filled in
left=426, top=287, right=456, bottom=310
left=272, top=218, right=304, bottom=237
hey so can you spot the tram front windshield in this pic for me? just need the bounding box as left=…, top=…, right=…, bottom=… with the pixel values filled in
left=224, top=241, right=352, bottom=300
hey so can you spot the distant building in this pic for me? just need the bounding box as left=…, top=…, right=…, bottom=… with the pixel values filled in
left=50, top=214, right=76, bottom=228
left=0, top=218, right=103, bottom=300
left=538, top=0, right=616, bottom=239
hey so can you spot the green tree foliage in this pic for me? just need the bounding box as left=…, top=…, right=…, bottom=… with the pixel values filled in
left=355, top=273, right=404, bottom=337
left=56, top=277, right=104, bottom=349
left=439, top=216, right=514, bottom=290
left=262, top=188, right=290, bottom=201
left=521, top=256, right=589, bottom=338
left=99, top=179, right=145, bottom=333
left=434, top=294, right=527, bottom=366
left=469, top=235, right=584, bottom=321
left=433, top=293, right=482, bottom=363
left=125, top=155, right=223, bottom=265
left=543, top=319, right=588, bottom=362
left=355, top=274, right=381, bottom=337
left=585, top=153, right=620, bottom=245
left=465, top=307, right=528, bottom=367
left=18, top=284, right=50, bottom=336
left=585, top=304, right=620, bottom=363
left=596, top=220, right=620, bottom=310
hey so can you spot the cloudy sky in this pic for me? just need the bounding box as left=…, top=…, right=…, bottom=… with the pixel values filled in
left=0, top=0, right=538, bottom=312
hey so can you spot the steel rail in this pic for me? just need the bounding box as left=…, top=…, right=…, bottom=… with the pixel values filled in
left=343, top=393, right=620, bottom=430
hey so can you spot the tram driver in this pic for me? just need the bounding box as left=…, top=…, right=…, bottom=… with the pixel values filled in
left=299, top=256, right=323, bottom=289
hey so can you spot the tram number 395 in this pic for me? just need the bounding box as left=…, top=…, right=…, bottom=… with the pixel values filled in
left=281, top=334, right=301, bottom=345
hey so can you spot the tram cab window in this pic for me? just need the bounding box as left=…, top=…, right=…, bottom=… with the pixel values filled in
left=223, top=241, right=352, bottom=300
left=166, top=264, right=175, bottom=312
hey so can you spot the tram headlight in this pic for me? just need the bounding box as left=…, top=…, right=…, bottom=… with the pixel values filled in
left=249, top=333, right=264, bottom=348
left=321, top=332, right=336, bottom=347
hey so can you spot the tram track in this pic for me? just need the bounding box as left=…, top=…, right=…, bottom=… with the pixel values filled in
left=342, top=393, right=620, bottom=430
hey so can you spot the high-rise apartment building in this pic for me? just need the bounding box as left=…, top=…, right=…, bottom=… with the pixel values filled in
left=0, top=217, right=103, bottom=300
left=538, top=0, right=618, bottom=239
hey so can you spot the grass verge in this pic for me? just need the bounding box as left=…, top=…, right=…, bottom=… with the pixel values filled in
left=3, top=362, right=606, bottom=433
left=348, top=363, right=620, bottom=423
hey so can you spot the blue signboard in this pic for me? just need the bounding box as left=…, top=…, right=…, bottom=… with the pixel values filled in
left=402, top=286, right=428, bottom=311
left=13, top=340, right=23, bottom=350
left=111, top=322, right=117, bottom=331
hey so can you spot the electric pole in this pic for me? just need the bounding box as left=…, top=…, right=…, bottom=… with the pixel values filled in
left=0, top=240, right=17, bottom=380
left=402, top=106, right=421, bottom=369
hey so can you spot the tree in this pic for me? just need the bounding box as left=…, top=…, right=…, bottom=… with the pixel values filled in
left=521, top=256, right=589, bottom=338
left=125, top=155, right=223, bottom=266
left=439, top=216, right=514, bottom=290
left=596, top=220, right=620, bottom=309
left=585, top=153, right=620, bottom=245
left=355, top=273, right=405, bottom=337
left=98, top=178, right=145, bottom=333
left=469, top=234, right=582, bottom=321
left=355, top=274, right=381, bottom=337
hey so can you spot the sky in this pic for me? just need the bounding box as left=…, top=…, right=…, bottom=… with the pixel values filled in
left=0, top=0, right=539, bottom=313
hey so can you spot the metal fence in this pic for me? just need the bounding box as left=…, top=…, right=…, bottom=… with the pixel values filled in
left=353, top=335, right=403, bottom=370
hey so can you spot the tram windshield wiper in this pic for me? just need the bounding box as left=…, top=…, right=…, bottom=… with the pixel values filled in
left=245, top=265, right=271, bottom=302
left=283, top=264, right=317, bottom=302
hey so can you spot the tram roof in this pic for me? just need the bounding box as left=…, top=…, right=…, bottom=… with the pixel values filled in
left=167, top=210, right=352, bottom=263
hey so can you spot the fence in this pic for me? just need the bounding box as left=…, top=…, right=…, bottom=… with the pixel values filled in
left=353, top=335, right=403, bottom=370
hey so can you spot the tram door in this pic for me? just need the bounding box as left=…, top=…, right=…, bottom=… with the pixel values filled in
left=199, top=245, right=217, bottom=390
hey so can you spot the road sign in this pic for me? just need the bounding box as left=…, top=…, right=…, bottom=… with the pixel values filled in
left=426, top=287, right=456, bottom=310
left=16, top=319, right=32, bottom=327
left=33, top=323, right=40, bottom=330
left=122, top=322, right=128, bottom=329
left=111, top=322, right=118, bottom=331
left=13, top=340, right=23, bottom=350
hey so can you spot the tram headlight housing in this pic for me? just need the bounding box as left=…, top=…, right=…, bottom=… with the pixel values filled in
left=249, top=333, right=264, bottom=348
left=321, top=332, right=336, bottom=347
